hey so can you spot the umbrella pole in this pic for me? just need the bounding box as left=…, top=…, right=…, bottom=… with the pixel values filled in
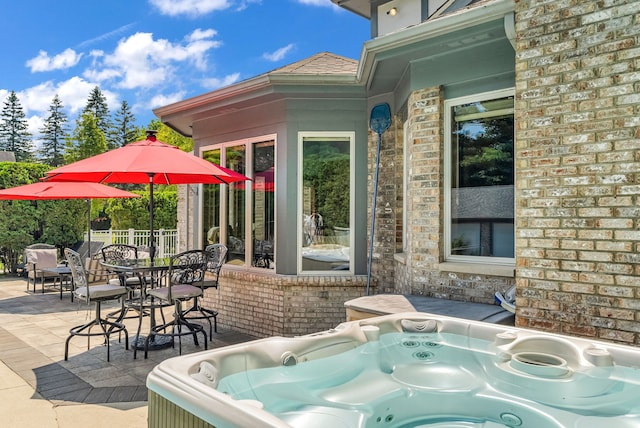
left=86, top=198, right=91, bottom=255
left=366, top=132, right=382, bottom=296
left=148, top=174, right=155, bottom=260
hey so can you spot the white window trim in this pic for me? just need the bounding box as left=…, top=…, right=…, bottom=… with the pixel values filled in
left=297, top=131, right=355, bottom=275
left=443, top=88, right=515, bottom=266
left=402, top=120, right=409, bottom=253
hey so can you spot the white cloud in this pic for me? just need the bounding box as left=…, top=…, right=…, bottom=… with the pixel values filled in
left=27, top=115, right=44, bottom=141
left=84, top=29, right=222, bottom=90
left=262, top=44, right=294, bottom=62
left=83, top=67, right=122, bottom=83
left=14, top=77, right=120, bottom=136
left=146, top=91, right=188, bottom=109
left=201, top=73, right=241, bottom=90
left=26, top=49, right=83, bottom=73
left=235, top=0, right=261, bottom=12
left=149, top=0, right=231, bottom=17
left=186, top=28, right=218, bottom=42
left=17, top=81, right=58, bottom=114
left=295, top=0, right=340, bottom=8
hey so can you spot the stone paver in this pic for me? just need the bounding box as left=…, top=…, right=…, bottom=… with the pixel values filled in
left=0, top=274, right=257, bottom=427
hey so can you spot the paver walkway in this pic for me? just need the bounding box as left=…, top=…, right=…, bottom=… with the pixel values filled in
left=0, top=273, right=256, bottom=426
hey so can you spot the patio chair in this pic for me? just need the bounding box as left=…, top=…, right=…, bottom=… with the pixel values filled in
left=101, top=244, right=140, bottom=285
left=71, top=240, right=105, bottom=261
left=63, top=248, right=129, bottom=362
left=101, top=244, right=148, bottom=320
left=24, top=243, right=66, bottom=294
left=182, top=244, right=227, bottom=339
left=143, top=249, right=208, bottom=358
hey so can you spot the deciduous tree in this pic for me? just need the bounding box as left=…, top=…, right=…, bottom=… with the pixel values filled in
left=65, top=112, right=108, bottom=163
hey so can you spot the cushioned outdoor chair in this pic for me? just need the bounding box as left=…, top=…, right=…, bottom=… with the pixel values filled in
left=182, top=244, right=227, bottom=339
left=24, top=243, right=65, bottom=294
left=100, top=244, right=150, bottom=320
left=101, top=244, right=142, bottom=286
left=64, top=248, right=129, bottom=362
left=143, top=249, right=208, bottom=359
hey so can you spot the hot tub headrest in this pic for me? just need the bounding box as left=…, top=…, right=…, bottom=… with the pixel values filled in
left=401, top=319, right=437, bottom=333
left=191, top=361, right=219, bottom=388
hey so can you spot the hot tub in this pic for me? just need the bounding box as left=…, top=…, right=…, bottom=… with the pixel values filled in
left=147, top=313, right=640, bottom=427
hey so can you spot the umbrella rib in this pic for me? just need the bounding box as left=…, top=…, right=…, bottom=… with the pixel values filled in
left=46, top=172, right=114, bottom=183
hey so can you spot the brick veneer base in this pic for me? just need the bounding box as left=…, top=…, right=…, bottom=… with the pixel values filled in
left=200, top=269, right=370, bottom=338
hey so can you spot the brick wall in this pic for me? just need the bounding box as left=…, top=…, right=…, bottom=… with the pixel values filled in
left=368, top=116, right=400, bottom=294
left=370, top=86, right=515, bottom=303
left=515, top=0, right=640, bottom=344
left=201, top=270, right=368, bottom=337
left=405, top=86, right=445, bottom=296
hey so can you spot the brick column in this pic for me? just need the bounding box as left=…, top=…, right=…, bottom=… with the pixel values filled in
left=368, top=114, right=400, bottom=293
left=406, top=86, right=445, bottom=297
left=515, top=0, right=640, bottom=344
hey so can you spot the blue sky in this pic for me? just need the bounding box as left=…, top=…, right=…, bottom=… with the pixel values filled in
left=0, top=0, right=369, bottom=138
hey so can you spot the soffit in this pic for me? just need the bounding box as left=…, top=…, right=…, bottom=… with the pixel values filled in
left=357, top=0, right=514, bottom=95
left=155, top=52, right=362, bottom=137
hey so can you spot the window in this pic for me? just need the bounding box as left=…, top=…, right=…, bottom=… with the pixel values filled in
left=201, top=136, right=275, bottom=269
left=444, top=89, right=514, bottom=264
left=203, top=149, right=221, bottom=248
left=298, top=132, right=354, bottom=273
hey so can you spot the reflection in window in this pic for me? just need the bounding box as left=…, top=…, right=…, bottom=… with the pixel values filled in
left=252, top=142, right=275, bottom=269
left=300, top=134, right=352, bottom=272
left=226, top=145, right=246, bottom=265
left=447, top=92, right=514, bottom=261
left=202, top=138, right=275, bottom=269
left=203, top=149, right=221, bottom=247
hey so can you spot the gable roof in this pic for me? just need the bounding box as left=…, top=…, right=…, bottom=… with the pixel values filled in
left=269, top=52, right=358, bottom=76
left=153, top=52, right=362, bottom=136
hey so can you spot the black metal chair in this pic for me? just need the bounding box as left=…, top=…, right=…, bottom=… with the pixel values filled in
left=143, top=249, right=208, bottom=358
left=101, top=244, right=148, bottom=319
left=182, top=244, right=227, bottom=339
left=63, top=248, right=129, bottom=362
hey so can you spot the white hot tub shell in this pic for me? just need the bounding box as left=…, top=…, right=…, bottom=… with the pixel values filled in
left=147, top=312, right=640, bottom=428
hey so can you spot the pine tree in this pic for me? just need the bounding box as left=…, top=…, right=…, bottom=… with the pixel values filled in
left=64, top=112, right=108, bottom=163
left=111, top=100, right=138, bottom=147
left=0, top=91, right=33, bottom=161
left=38, top=94, right=69, bottom=166
left=82, top=86, right=115, bottom=149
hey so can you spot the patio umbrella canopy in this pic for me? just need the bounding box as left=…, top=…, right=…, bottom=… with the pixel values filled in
left=0, top=181, right=140, bottom=248
left=0, top=181, right=140, bottom=200
left=45, top=130, right=250, bottom=258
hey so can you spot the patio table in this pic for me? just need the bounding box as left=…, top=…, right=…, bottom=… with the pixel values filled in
left=41, top=266, right=73, bottom=301
left=99, top=257, right=173, bottom=358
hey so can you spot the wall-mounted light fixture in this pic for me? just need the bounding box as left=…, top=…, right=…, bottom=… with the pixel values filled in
left=387, top=7, right=398, bottom=16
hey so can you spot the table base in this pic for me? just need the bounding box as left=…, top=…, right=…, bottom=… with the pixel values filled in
left=130, top=335, right=173, bottom=350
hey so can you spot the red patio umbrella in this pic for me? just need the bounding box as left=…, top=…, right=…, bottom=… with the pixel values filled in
left=236, top=166, right=274, bottom=192
left=0, top=181, right=140, bottom=249
left=45, top=130, right=250, bottom=258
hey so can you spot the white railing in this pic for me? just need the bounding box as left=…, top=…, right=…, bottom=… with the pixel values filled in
left=85, top=229, right=179, bottom=258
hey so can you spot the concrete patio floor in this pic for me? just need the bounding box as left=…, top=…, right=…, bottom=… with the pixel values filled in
left=0, top=274, right=256, bottom=427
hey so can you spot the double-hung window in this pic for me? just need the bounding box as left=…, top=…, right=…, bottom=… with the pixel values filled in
left=444, top=89, right=515, bottom=265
